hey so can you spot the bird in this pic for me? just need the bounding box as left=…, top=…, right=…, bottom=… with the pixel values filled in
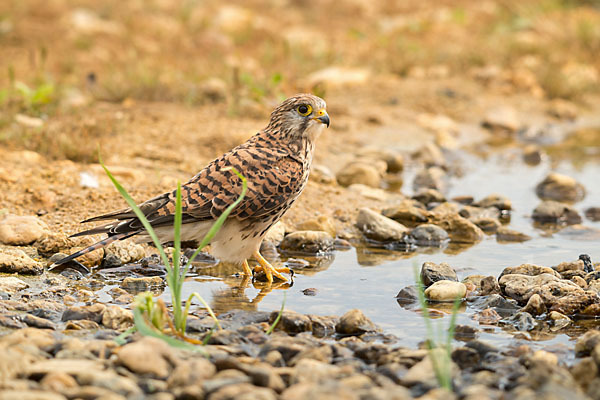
left=52, top=93, right=330, bottom=283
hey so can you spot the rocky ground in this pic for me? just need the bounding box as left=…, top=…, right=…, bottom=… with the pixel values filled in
left=2, top=0, right=600, bottom=398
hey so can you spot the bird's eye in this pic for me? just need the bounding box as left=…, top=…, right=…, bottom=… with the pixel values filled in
left=297, top=104, right=312, bottom=116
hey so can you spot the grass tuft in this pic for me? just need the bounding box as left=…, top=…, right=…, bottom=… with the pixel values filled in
left=101, top=156, right=247, bottom=348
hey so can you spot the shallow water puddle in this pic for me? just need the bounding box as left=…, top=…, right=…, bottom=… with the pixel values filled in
left=158, top=140, right=600, bottom=357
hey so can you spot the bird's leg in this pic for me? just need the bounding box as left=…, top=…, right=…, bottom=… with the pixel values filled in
left=252, top=251, right=290, bottom=283
left=242, top=259, right=253, bottom=276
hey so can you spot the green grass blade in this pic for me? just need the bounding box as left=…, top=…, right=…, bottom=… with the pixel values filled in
left=133, top=307, right=206, bottom=353
left=266, top=292, right=286, bottom=335
left=183, top=292, right=222, bottom=331
left=100, top=156, right=170, bottom=270
left=113, top=326, right=136, bottom=346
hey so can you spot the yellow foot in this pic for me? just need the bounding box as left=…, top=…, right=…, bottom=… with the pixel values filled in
left=252, top=251, right=289, bottom=283
left=242, top=260, right=253, bottom=276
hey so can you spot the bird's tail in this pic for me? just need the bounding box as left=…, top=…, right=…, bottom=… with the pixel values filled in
left=49, top=231, right=139, bottom=270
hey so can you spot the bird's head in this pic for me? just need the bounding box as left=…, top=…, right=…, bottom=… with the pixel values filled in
left=265, top=94, right=330, bottom=143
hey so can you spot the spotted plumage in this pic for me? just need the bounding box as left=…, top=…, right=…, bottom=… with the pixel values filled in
left=53, top=94, right=330, bottom=282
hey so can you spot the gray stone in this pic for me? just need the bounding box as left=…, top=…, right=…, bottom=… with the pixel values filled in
left=356, top=208, right=409, bottom=242
left=269, top=311, right=312, bottom=335
left=506, top=311, right=536, bottom=331
left=532, top=200, right=582, bottom=224
left=474, top=194, right=512, bottom=210
left=585, top=207, right=600, bottom=222
left=335, top=309, right=378, bottom=335
left=536, top=172, right=585, bottom=203
left=410, top=224, right=449, bottom=246
left=576, top=330, right=600, bottom=357
left=496, top=226, right=532, bottom=242
left=279, top=231, right=334, bottom=254
left=412, top=188, right=446, bottom=205
left=420, top=262, right=458, bottom=286
left=61, top=303, right=106, bottom=323
left=120, top=276, right=164, bottom=292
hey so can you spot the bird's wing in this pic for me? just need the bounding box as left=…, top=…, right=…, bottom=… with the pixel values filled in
left=184, top=146, right=305, bottom=221
left=74, top=144, right=303, bottom=237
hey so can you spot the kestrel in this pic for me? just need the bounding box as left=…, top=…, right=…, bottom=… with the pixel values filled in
left=53, top=94, right=330, bottom=283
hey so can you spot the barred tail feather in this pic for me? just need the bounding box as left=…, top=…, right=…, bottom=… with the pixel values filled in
left=49, top=231, right=139, bottom=270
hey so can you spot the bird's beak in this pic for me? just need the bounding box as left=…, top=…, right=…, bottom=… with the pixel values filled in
left=313, top=108, right=330, bottom=128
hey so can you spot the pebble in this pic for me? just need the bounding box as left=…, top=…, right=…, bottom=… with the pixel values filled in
left=499, top=263, right=560, bottom=278
left=269, top=311, right=312, bottom=335
left=382, top=201, right=429, bottom=227
left=101, top=305, right=134, bottom=330
left=575, top=330, right=600, bottom=357
left=412, top=188, right=446, bottom=206
left=355, top=208, right=409, bottom=242
left=279, top=231, right=334, bottom=254
left=472, top=217, right=501, bottom=233
left=402, top=348, right=460, bottom=388
left=120, top=276, right=165, bottom=292
left=61, top=303, right=106, bottom=323
left=424, top=280, right=467, bottom=302
left=167, top=359, right=216, bottom=388
left=0, top=215, right=48, bottom=245
left=105, top=240, right=146, bottom=265
left=480, top=276, right=501, bottom=295
left=585, top=207, right=600, bottom=222
left=428, top=213, right=484, bottom=243
left=507, top=311, right=536, bottom=331
left=117, top=337, right=176, bottom=379
left=297, top=215, right=336, bottom=237
left=310, top=165, right=336, bottom=185
left=482, top=106, right=520, bottom=132
left=534, top=202, right=579, bottom=228
left=496, top=226, right=532, bottom=242
left=474, top=194, right=512, bottom=211
left=336, top=161, right=382, bottom=188
left=335, top=309, right=378, bottom=335
left=409, top=224, right=449, bottom=246
left=420, top=262, right=458, bottom=286
left=521, top=293, right=547, bottom=316
left=0, top=248, right=44, bottom=275
left=413, top=166, right=446, bottom=192
left=0, top=276, right=29, bottom=294
left=535, top=172, right=586, bottom=203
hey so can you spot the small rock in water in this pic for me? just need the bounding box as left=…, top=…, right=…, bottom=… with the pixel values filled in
left=532, top=200, right=582, bottom=224
left=472, top=217, right=501, bottom=233
left=0, top=215, right=48, bottom=245
left=535, top=172, right=586, bottom=203
left=356, top=208, right=409, bottom=243
left=428, top=213, right=484, bottom=244
left=409, top=224, right=449, bottom=246
left=420, top=262, right=458, bottom=286
left=335, top=309, right=378, bottom=335
left=555, top=259, right=585, bottom=273
left=585, top=207, right=600, bottom=222
left=480, top=276, right=501, bottom=295
left=424, top=280, right=466, bottom=302
left=506, top=311, right=536, bottom=331
left=496, top=226, right=531, bottom=242
left=0, top=248, right=44, bottom=275
left=280, top=231, right=334, bottom=254
left=474, top=194, right=512, bottom=211
left=523, top=145, right=543, bottom=165
left=121, top=276, right=165, bottom=292
left=499, top=263, right=560, bottom=278
left=269, top=311, right=312, bottom=335
left=548, top=311, right=572, bottom=331
left=301, top=288, right=318, bottom=296
left=521, top=293, right=546, bottom=316
left=580, top=254, right=594, bottom=273
left=382, top=201, right=429, bottom=227
left=395, top=285, right=419, bottom=305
